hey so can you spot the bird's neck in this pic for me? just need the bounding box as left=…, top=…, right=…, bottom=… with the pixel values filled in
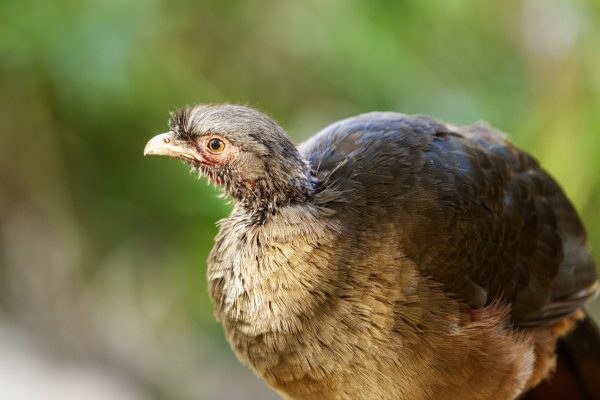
left=234, top=162, right=317, bottom=222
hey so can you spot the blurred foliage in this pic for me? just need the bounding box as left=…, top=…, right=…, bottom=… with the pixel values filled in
left=0, top=0, right=599, bottom=399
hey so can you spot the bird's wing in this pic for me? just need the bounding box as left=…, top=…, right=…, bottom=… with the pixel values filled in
left=299, top=113, right=597, bottom=327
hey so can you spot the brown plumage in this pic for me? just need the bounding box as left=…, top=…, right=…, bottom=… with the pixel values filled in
left=144, top=105, right=599, bottom=400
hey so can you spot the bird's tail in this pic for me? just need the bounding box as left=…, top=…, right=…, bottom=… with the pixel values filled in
left=523, top=312, right=600, bottom=400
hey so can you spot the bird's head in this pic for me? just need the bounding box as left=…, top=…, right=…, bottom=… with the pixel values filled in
left=144, top=104, right=314, bottom=215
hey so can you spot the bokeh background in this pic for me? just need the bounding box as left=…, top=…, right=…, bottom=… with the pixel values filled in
left=1, top=0, right=599, bottom=399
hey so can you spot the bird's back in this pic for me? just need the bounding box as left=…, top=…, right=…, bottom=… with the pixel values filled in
left=299, top=112, right=597, bottom=327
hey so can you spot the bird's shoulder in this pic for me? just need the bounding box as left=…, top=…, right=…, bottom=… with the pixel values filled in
left=299, top=112, right=597, bottom=327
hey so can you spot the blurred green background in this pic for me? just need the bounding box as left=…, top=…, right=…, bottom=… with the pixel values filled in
left=1, top=0, right=599, bottom=399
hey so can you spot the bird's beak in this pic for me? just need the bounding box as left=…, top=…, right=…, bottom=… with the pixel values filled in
left=144, top=132, right=197, bottom=161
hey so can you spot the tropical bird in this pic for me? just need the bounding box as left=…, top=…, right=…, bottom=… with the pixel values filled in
left=144, top=104, right=599, bottom=400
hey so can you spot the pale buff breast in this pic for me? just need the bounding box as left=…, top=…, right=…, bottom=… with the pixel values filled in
left=206, top=205, right=555, bottom=400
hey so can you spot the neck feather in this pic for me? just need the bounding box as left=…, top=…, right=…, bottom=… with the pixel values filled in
left=238, top=162, right=316, bottom=219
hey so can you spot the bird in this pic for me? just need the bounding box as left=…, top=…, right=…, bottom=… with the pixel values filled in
left=144, top=104, right=599, bottom=400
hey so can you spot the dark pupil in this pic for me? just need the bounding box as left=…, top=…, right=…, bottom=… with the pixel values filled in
left=210, top=139, right=222, bottom=151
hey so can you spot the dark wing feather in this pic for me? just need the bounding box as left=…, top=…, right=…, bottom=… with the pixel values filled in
left=299, top=112, right=598, bottom=327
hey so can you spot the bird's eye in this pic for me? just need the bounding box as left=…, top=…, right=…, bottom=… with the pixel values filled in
left=208, top=138, right=225, bottom=153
